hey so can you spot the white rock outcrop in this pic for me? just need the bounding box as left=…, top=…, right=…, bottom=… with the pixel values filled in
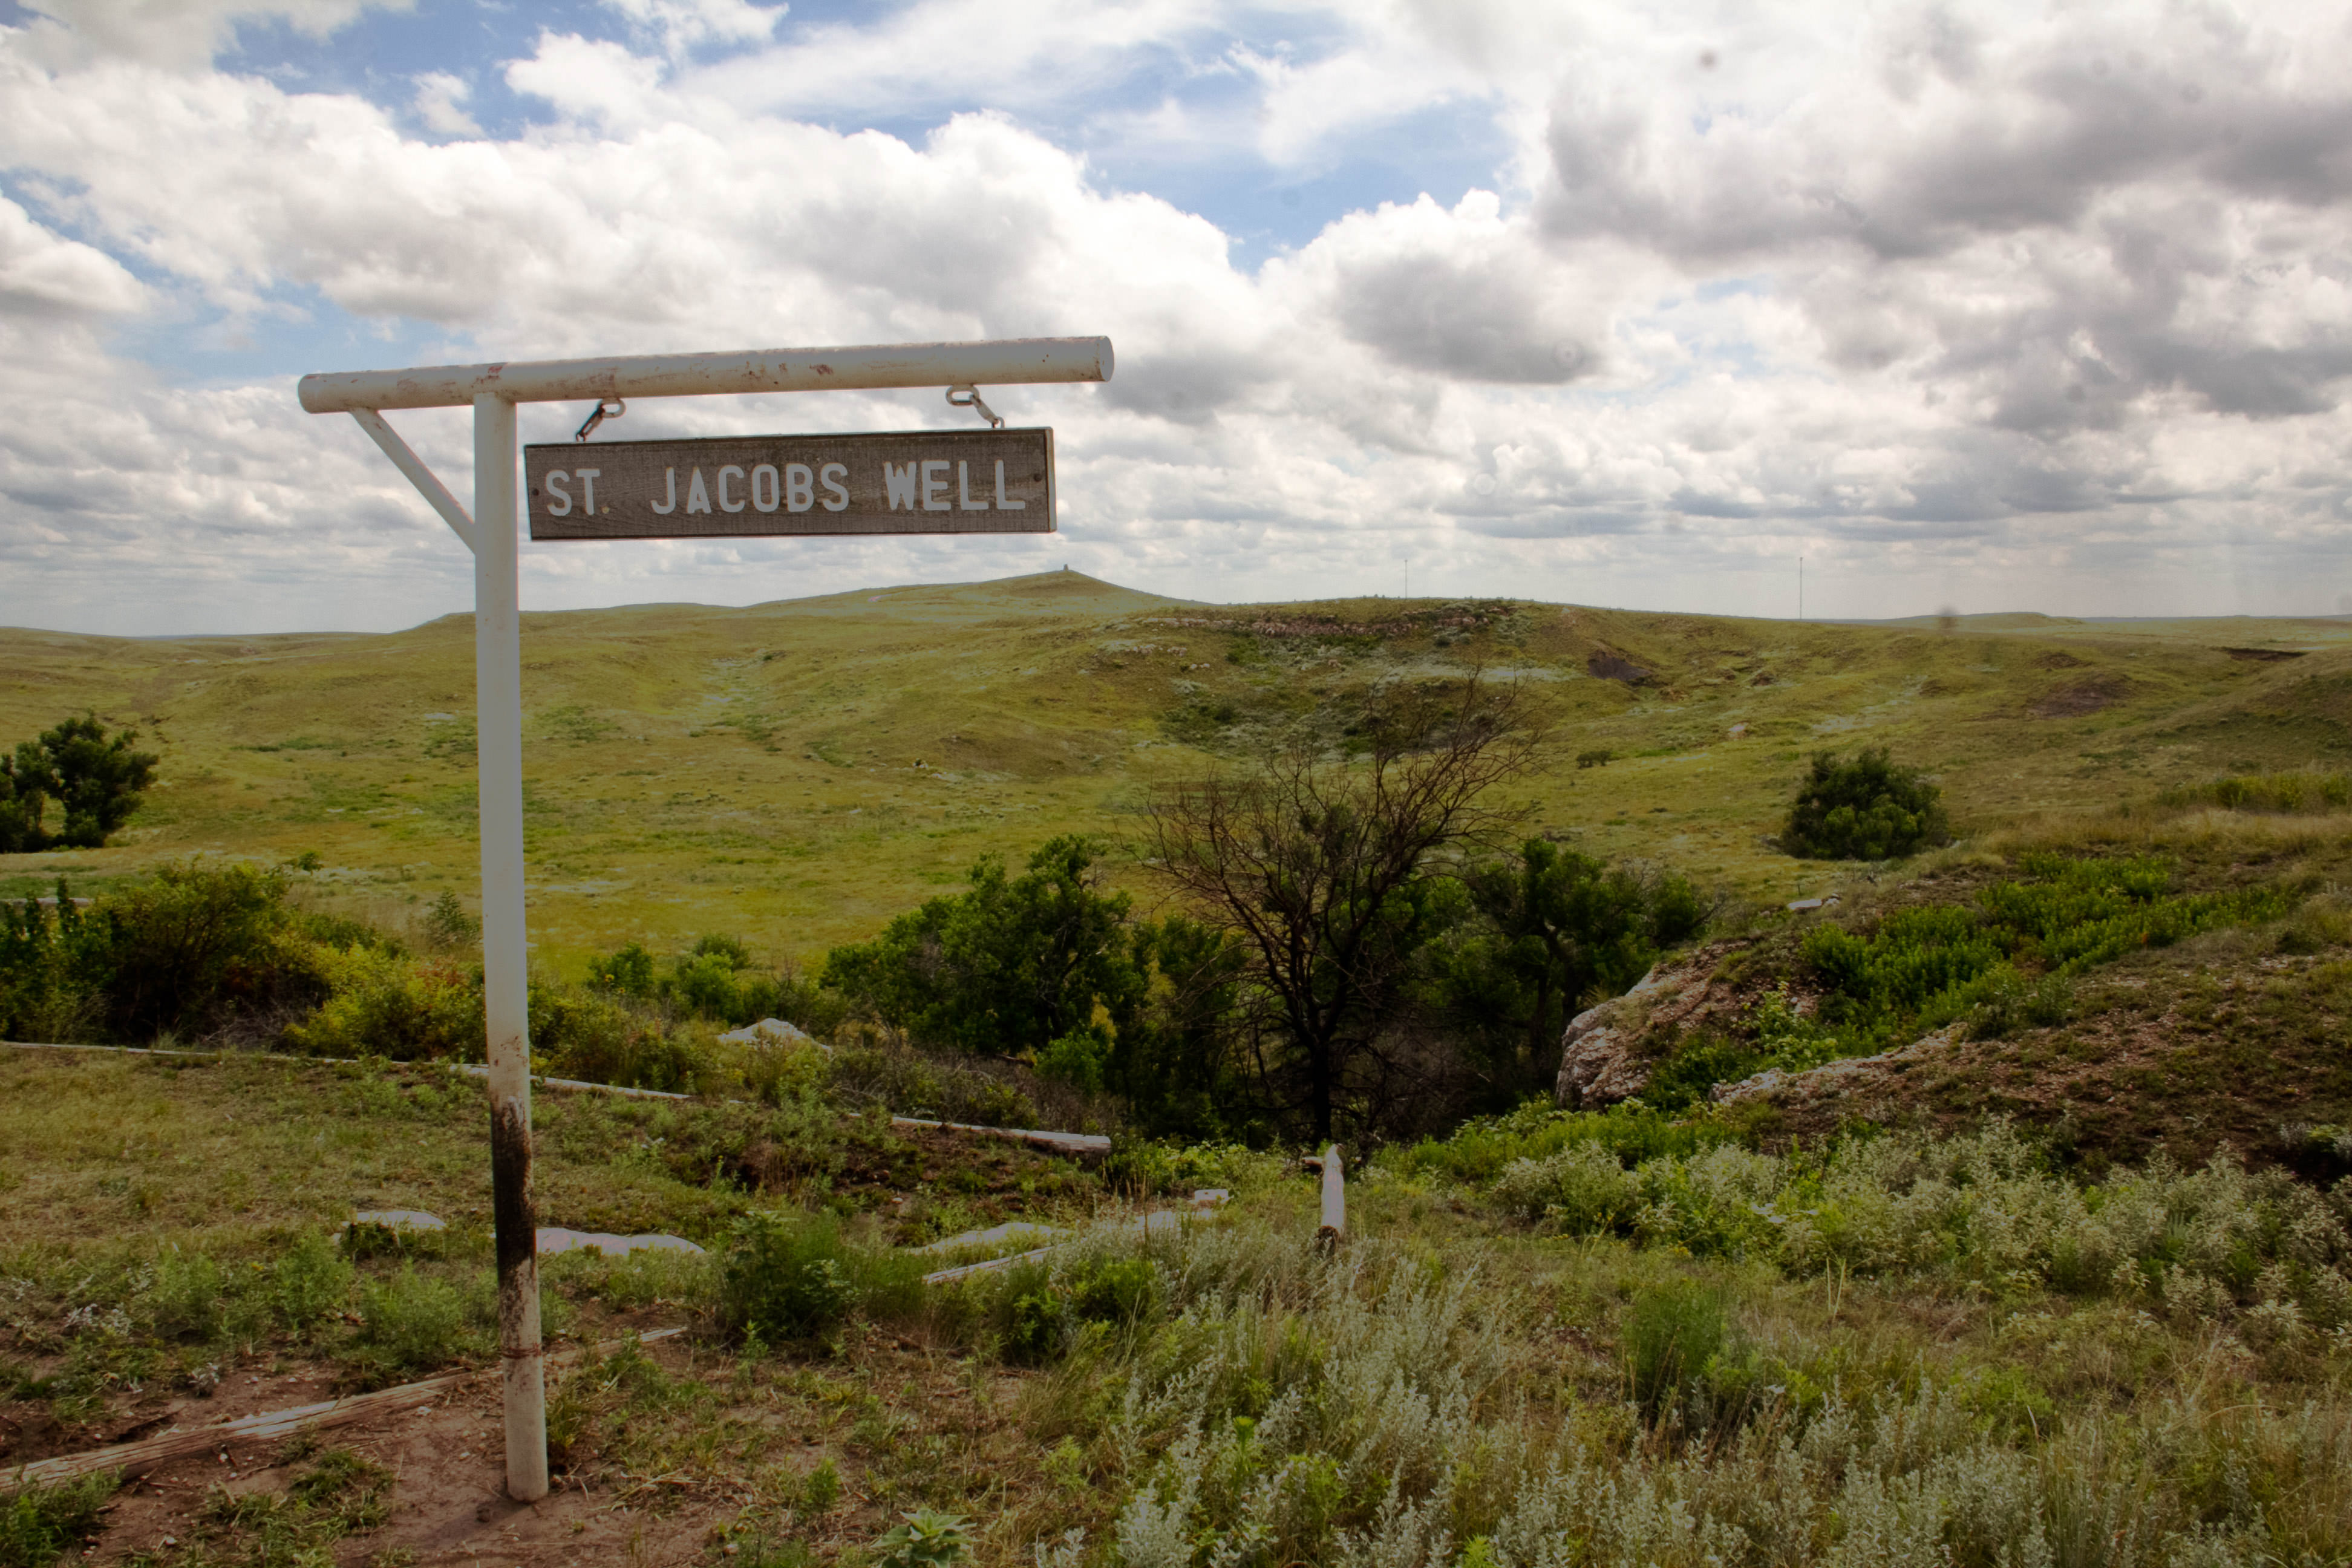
left=1553, top=941, right=1755, bottom=1110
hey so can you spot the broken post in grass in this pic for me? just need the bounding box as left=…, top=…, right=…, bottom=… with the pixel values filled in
left=1318, top=1143, right=1345, bottom=1247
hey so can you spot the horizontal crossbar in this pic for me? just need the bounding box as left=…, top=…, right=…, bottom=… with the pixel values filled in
left=298, top=336, right=1113, bottom=413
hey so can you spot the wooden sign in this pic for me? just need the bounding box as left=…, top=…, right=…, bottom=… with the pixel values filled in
left=524, top=427, right=1053, bottom=539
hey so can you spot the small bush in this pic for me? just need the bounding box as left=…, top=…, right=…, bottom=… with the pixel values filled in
left=716, top=1212, right=921, bottom=1344
left=0, top=1470, right=119, bottom=1568
left=1492, top=1140, right=1639, bottom=1228
left=358, top=1267, right=475, bottom=1373
left=420, top=890, right=479, bottom=949
left=1071, top=1256, right=1159, bottom=1327
left=829, top=1033, right=1041, bottom=1128
left=271, top=1232, right=356, bottom=1333
left=1623, top=1281, right=1728, bottom=1420
left=1965, top=968, right=2074, bottom=1039
left=533, top=987, right=711, bottom=1092
left=284, top=946, right=483, bottom=1060
left=800, top=1458, right=842, bottom=1516
left=1641, top=1035, right=1769, bottom=1112
left=145, top=1247, right=226, bottom=1342
left=1781, top=747, right=1949, bottom=860
left=585, top=941, right=656, bottom=998
left=872, top=1509, right=972, bottom=1568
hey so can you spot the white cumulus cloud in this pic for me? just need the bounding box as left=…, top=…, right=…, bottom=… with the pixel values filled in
left=0, top=0, right=2349, bottom=633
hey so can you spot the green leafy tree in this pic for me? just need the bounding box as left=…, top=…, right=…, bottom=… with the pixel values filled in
left=93, top=860, right=304, bottom=1038
left=1780, top=747, right=1949, bottom=860
left=823, top=835, right=1146, bottom=1055
left=0, top=714, right=159, bottom=852
left=1109, top=912, right=1257, bottom=1140
left=1431, top=838, right=1707, bottom=1106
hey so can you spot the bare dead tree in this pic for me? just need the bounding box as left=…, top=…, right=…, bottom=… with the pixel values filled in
left=1141, top=671, right=1539, bottom=1143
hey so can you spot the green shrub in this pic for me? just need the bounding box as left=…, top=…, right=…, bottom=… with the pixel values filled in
left=1388, top=1099, right=1736, bottom=1187
left=585, top=941, right=656, bottom=998
left=871, top=1509, right=972, bottom=1568
left=270, top=1232, right=356, bottom=1333
left=822, top=835, right=1145, bottom=1057
left=284, top=947, right=483, bottom=1060
left=0, top=1470, right=118, bottom=1568
left=1781, top=747, right=1949, bottom=860
left=1623, top=1281, right=1728, bottom=1420
left=532, top=986, right=710, bottom=1092
left=1492, top=1140, right=1638, bottom=1229
left=668, top=945, right=746, bottom=1019
left=0, top=883, right=105, bottom=1043
left=421, top=890, right=479, bottom=949
left=800, top=1457, right=843, bottom=1515
left=1036, top=1026, right=1110, bottom=1093
left=1802, top=855, right=2287, bottom=1049
left=145, top=1247, right=226, bottom=1342
left=358, top=1267, right=476, bottom=1373
left=1071, top=1256, right=1159, bottom=1327
left=828, top=1035, right=1040, bottom=1128
left=1641, top=1034, right=1768, bottom=1111
left=716, top=1212, right=922, bottom=1344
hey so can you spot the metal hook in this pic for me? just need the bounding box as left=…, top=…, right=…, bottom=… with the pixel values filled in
left=573, top=397, right=625, bottom=442
left=947, top=385, right=1004, bottom=429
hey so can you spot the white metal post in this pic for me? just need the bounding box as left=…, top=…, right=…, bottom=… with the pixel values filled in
left=473, top=391, right=547, bottom=1502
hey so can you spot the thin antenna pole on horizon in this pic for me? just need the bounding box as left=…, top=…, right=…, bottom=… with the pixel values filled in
left=1798, top=555, right=1805, bottom=621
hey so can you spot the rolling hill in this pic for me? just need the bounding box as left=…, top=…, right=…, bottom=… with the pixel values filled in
left=5, top=570, right=2349, bottom=974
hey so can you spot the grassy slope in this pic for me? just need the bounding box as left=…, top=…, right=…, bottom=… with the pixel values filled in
left=7, top=1048, right=2352, bottom=1568
left=4, top=572, right=2349, bottom=975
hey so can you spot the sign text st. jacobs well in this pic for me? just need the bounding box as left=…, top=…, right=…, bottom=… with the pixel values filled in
left=526, top=425, right=1054, bottom=538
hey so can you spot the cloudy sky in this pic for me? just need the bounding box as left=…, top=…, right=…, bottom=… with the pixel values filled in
left=1, top=0, right=2348, bottom=635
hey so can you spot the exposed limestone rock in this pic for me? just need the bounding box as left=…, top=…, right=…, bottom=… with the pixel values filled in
left=719, top=1016, right=827, bottom=1051
left=1554, top=939, right=1756, bottom=1109
left=1710, top=1026, right=1961, bottom=1109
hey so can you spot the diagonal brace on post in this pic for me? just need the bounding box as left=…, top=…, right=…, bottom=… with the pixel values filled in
left=349, top=410, right=479, bottom=554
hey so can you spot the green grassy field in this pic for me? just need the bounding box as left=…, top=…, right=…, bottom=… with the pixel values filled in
left=6, top=1047, right=2351, bottom=1568
left=5, top=572, right=2348, bottom=977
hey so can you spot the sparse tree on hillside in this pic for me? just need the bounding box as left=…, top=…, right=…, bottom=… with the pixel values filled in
left=0, top=714, right=159, bottom=853
left=1142, top=673, right=1537, bottom=1142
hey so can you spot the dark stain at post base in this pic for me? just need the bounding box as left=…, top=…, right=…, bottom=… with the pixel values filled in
left=490, top=1097, right=537, bottom=1295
